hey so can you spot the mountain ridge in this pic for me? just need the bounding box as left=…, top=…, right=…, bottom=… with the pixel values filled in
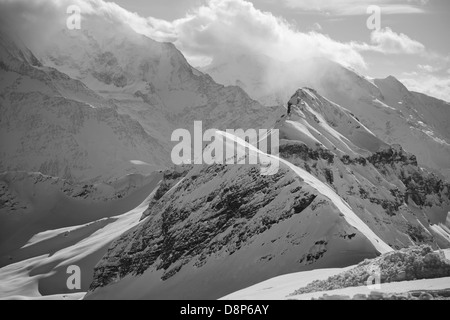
left=85, top=88, right=450, bottom=300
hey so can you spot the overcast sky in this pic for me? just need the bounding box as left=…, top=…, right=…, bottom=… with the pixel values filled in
left=101, top=0, right=449, bottom=101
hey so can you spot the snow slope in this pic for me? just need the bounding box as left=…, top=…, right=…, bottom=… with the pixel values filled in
left=223, top=248, right=450, bottom=300
left=281, top=88, right=387, bottom=155
left=0, top=171, right=162, bottom=299
left=222, top=269, right=450, bottom=300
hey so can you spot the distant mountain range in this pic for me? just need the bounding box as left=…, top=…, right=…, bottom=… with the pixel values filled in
left=204, top=55, right=450, bottom=180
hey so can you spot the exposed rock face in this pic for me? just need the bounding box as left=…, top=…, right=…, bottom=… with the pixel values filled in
left=87, top=162, right=382, bottom=300
left=140, top=166, right=192, bottom=221
left=368, top=145, right=418, bottom=167
left=284, top=141, right=450, bottom=212
left=291, top=246, right=450, bottom=296
left=368, top=146, right=450, bottom=208
left=284, top=142, right=450, bottom=245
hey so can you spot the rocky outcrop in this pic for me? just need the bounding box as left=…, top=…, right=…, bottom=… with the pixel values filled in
left=292, top=246, right=450, bottom=296
left=280, top=143, right=335, bottom=165
left=140, top=166, right=192, bottom=220
left=280, top=137, right=450, bottom=249
left=368, top=145, right=418, bottom=167
left=87, top=161, right=382, bottom=299
left=90, top=165, right=315, bottom=289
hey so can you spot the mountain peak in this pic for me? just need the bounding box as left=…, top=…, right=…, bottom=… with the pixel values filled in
left=288, top=88, right=319, bottom=105
left=378, top=75, right=409, bottom=92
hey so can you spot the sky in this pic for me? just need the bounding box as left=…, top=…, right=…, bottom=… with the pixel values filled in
left=105, top=0, right=450, bottom=101
left=0, top=0, right=448, bottom=101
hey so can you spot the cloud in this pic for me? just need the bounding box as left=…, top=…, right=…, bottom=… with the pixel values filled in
left=0, top=0, right=370, bottom=68
left=1, top=0, right=441, bottom=103
left=401, top=61, right=450, bottom=102
left=156, top=0, right=367, bottom=68
left=0, top=0, right=157, bottom=50
left=350, top=27, right=425, bottom=55
left=273, top=0, right=429, bottom=15
left=418, top=64, right=439, bottom=73
left=0, top=0, right=426, bottom=67
left=401, top=74, right=450, bottom=102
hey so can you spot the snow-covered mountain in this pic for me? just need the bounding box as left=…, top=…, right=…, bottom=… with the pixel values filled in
left=84, top=89, right=450, bottom=300
left=36, top=18, right=282, bottom=142
left=312, top=61, right=450, bottom=181
left=1, top=4, right=449, bottom=301
left=204, top=56, right=450, bottom=180
left=0, top=22, right=283, bottom=183
left=0, top=32, right=167, bottom=182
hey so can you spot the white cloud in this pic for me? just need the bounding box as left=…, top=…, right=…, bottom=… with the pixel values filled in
left=0, top=0, right=426, bottom=68
left=352, top=28, right=425, bottom=55
left=157, top=0, right=367, bottom=68
left=418, top=64, right=439, bottom=73
left=0, top=0, right=369, bottom=68
left=0, top=0, right=157, bottom=50
left=402, top=75, right=450, bottom=102
left=1, top=0, right=442, bottom=102
left=274, top=0, right=429, bottom=15
left=402, top=71, right=419, bottom=77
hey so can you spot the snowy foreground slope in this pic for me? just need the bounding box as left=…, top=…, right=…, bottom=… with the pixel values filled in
left=85, top=92, right=450, bottom=299
left=0, top=171, right=162, bottom=299
left=223, top=248, right=450, bottom=300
